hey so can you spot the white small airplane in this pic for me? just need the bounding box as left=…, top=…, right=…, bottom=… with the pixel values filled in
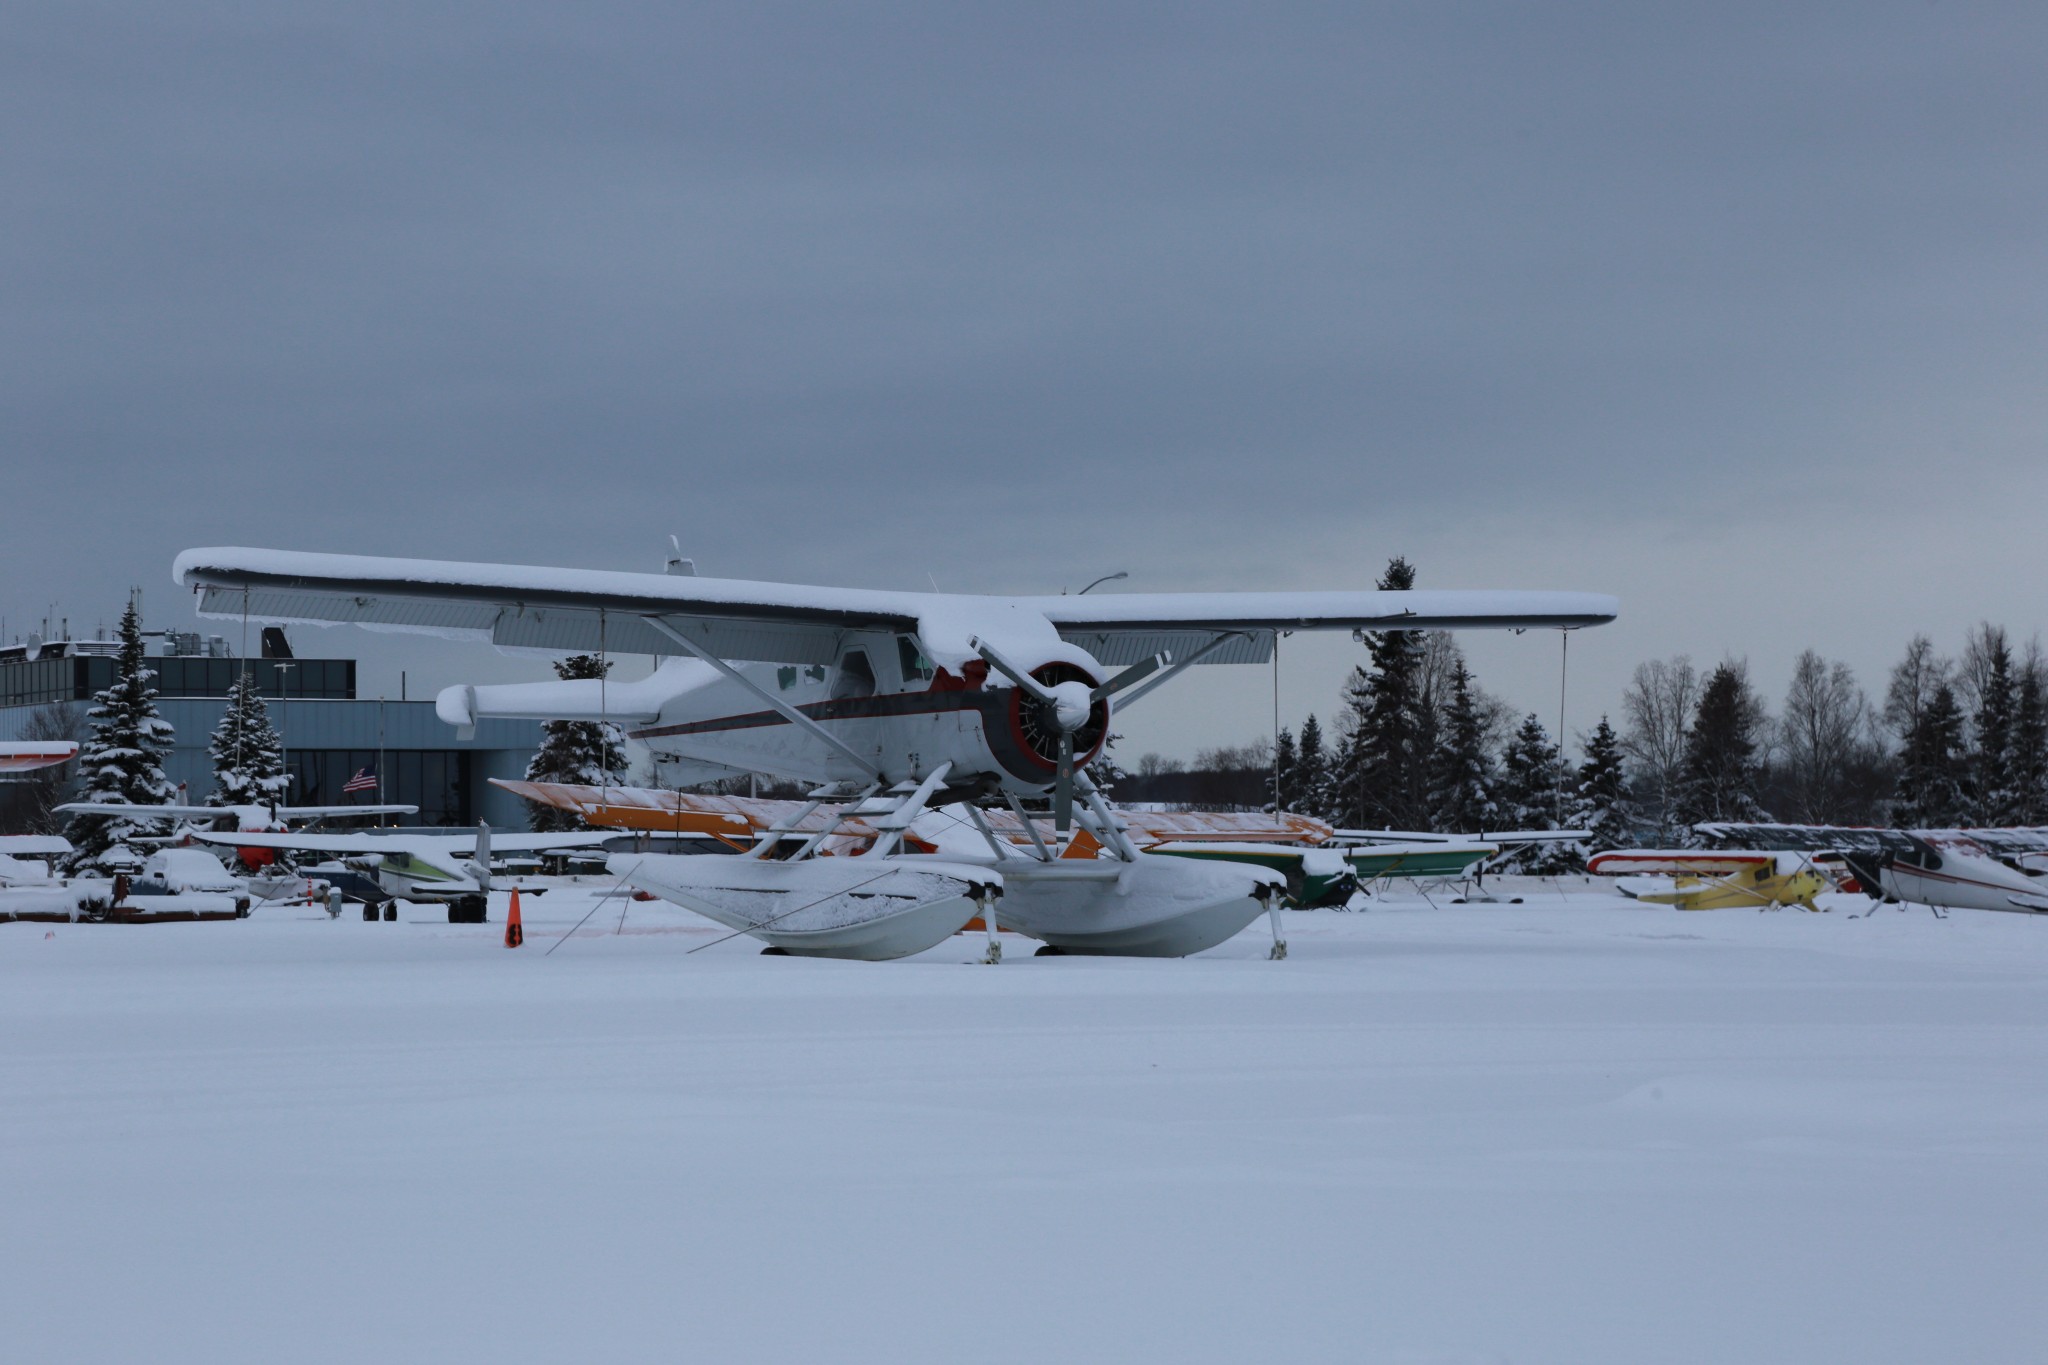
left=174, top=545, right=1618, bottom=959
left=0, top=740, right=78, bottom=774
left=56, top=799, right=421, bottom=869
left=191, top=822, right=613, bottom=921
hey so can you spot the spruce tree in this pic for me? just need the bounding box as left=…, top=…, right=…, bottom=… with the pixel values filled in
left=1295, top=714, right=1331, bottom=823
left=1971, top=636, right=2016, bottom=825
left=62, top=598, right=177, bottom=872
left=522, top=654, right=630, bottom=833
left=1497, top=714, right=1573, bottom=871
left=1570, top=716, right=1636, bottom=854
left=1429, top=658, right=1497, bottom=835
left=2011, top=669, right=2047, bottom=825
left=1085, top=732, right=1131, bottom=797
left=1672, top=661, right=1771, bottom=834
left=1271, top=725, right=1297, bottom=812
left=207, top=666, right=289, bottom=810
left=1893, top=683, right=1968, bottom=826
left=1336, top=557, right=1429, bottom=830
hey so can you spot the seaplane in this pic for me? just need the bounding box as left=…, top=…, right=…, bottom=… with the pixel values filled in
left=496, top=777, right=1502, bottom=909
left=172, top=545, right=1618, bottom=960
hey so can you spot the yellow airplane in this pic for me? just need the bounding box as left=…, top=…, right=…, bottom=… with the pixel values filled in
left=1588, top=850, right=1830, bottom=911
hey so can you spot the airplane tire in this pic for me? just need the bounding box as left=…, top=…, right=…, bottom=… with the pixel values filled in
left=759, top=945, right=790, bottom=956
left=363, top=904, right=380, bottom=922
left=383, top=903, right=397, bottom=922
left=1034, top=944, right=1066, bottom=957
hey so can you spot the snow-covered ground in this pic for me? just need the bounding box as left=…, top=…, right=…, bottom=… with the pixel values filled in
left=5, top=879, right=2046, bottom=1364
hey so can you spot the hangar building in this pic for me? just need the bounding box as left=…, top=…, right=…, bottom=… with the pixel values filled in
left=0, top=627, right=543, bottom=828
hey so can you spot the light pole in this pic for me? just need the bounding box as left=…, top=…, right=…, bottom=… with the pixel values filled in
left=1078, top=571, right=1128, bottom=595
left=274, top=661, right=295, bottom=799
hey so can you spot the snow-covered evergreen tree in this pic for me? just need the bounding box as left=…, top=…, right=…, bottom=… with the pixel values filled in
left=1085, top=732, right=1131, bottom=797
left=1429, top=658, right=1497, bottom=835
left=1672, top=661, right=1771, bottom=835
left=1970, top=633, right=2016, bottom=825
left=1892, top=682, right=1968, bottom=827
left=521, top=654, right=630, bottom=833
left=62, top=598, right=177, bottom=872
left=207, top=666, right=289, bottom=810
left=1570, top=716, right=1636, bottom=854
left=1294, top=714, right=1331, bottom=823
left=1335, top=557, right=1430, bottom=830
left=1496, top=714, right=1574, bottom=871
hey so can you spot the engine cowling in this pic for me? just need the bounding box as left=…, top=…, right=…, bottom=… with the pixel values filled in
left=1006, top=661, right=1109, bottom=772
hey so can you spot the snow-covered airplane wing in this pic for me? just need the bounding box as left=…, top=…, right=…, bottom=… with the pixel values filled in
left=175, top=547, right=1618, bottom=671
left=56, top=801, right=418, bottom=823
left=175, top=547, right=924, bottom=666
left=56, top=801, right=200, bottom=820
left=1032, top=589, right=1619, bottom=664
left=1, top=741, right=78, bottom=774
left=192, top=830, right=409, bottom=855
left=267, top=804, right=420, bottom=819
left=192, top=829, right=613, bottom=856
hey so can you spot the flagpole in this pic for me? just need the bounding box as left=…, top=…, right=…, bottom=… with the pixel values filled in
left=378, top=695, right=386, bottom=826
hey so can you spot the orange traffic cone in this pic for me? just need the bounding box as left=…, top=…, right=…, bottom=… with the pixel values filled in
left=504, top=887, right=524, bottom=948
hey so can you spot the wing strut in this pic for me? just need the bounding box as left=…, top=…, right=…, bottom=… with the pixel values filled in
left=640, top=614, right=883, bottom=781
left=1111, top=632, right=1252, bottom=710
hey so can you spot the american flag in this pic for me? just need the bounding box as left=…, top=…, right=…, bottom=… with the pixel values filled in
left=342, top=767, right=378, bottom=794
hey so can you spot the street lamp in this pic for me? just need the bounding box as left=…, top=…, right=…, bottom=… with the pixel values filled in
left=273, top=661, right=295, bottom=798
left=1077, top=571, right=1128, bottom=595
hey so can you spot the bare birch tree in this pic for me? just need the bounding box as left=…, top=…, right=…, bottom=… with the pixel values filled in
left=1776, top=651, right=1875, bottom=824
left=1620, top=655, right=1698, bottom=839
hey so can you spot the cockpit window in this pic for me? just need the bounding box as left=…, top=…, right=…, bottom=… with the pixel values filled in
left=832, top=649, right=876, bottom=700
left=897, top=636, right=934, bottom=684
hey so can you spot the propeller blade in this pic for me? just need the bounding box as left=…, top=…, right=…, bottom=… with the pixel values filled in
left=1053, top=732, right=1075, bottom=838
left=968, top=636, right=1057, bottom=705
left=1091, top=650, right=1171, bottom=703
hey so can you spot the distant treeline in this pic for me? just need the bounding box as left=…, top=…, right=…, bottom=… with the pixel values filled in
left=1107, top=558, right=2048, bottom=857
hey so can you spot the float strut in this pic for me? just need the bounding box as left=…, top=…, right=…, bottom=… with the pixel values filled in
left=1263, top=884, right=1287, bottom=961
left=978, top=884, right=1002, bottom=965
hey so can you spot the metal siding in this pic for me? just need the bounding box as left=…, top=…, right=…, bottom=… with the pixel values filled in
left=1057, top=629, right=1274, bottom=666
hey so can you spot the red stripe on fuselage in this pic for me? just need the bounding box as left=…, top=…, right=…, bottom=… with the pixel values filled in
left=629, top=689, right=983, bottom=740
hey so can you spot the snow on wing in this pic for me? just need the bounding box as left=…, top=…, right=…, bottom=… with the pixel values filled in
left=175, top=547, right=1617, bottom=671
left=174, top=547, right=922, bottom=666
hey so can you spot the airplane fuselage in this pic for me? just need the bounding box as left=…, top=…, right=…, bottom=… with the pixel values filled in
left=617, top=630, right=1108, bottom=794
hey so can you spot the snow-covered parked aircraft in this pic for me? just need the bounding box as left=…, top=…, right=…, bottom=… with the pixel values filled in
left=173, top=546, right=1618, bottom=959
left=496, top=777, right=1500, bottom=908
left=56, top=798, right=421, bottom=870
left=1694, top=822, right=2048, bottom=916
left=191, top=822, right=613, bottom=921
left=1587, top=849, right=1830, bottom=911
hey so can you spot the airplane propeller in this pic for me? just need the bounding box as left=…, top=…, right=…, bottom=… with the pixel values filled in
left=968, top=638, right=1169, bottom=843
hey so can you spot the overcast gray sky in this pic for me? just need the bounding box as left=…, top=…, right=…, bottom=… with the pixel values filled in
left=7, top=2, right=2046, bottom=760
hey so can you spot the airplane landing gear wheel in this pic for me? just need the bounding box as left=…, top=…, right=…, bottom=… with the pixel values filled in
left=1034, top=944, right=1066, bottom=957
left=759, top=945, right=790, bottom=956
left=383, top=903, right=397, bottom=921
left=363, top=903, right=379, bottom=922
